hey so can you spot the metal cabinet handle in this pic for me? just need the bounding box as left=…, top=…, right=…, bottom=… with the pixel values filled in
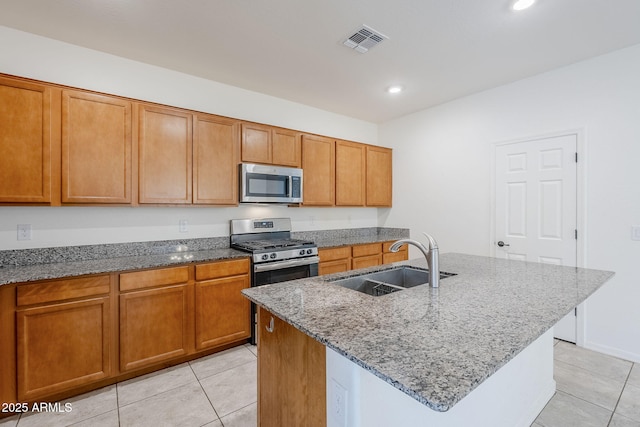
left=265, top=316, right=274, bottom=333
left=497, top=241, right=510, bottom=247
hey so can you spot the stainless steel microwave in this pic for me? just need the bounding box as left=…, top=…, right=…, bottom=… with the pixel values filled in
left=239, top=163, right=303, bottom=204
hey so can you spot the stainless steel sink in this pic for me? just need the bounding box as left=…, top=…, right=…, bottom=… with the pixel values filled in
left=331, top=266, right=456, bottom=297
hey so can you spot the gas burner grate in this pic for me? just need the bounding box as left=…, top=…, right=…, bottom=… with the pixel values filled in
left=233, top=238, right=315, bottom=251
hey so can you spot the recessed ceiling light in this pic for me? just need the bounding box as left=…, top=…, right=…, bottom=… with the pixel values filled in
left=387, top=85, right=403, bottom=94
left=512, top=0, right=536, bottom=10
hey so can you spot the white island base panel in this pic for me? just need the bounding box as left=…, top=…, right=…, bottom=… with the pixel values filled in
left=326, top=329, right=556, bottom=427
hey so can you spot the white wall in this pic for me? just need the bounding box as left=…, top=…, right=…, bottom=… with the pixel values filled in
left=379, top=44, right=640, bottom=362
left=0, top=26, right=380, bottom=250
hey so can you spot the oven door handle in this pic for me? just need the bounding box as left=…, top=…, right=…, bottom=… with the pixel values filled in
left=254, top=256, right=320, bottom=273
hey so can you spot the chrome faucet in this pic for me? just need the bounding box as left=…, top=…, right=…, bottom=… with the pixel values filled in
left=390, top=233, right=440, bottom=288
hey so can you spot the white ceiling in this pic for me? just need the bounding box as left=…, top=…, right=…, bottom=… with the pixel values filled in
left=1, top=0, right=640, bottom=123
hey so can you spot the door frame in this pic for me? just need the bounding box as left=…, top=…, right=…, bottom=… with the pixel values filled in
left=490, top=128, right=587, bottom=345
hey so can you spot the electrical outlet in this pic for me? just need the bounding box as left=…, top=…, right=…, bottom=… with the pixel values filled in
left=179, top=219, right=188, bottom=233
left=632, top=225, right=640, bottom=241
left=331, top=379, right=347, bottom=427
left=17, top=224, right=32, bottom=241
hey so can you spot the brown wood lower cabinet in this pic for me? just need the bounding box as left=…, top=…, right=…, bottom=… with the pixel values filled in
left=1, top=257, right=252, bottom=409
left=119, top=284, right=190, bottom=372
left=195, top=259, right=251, bottom=350
left=15, top=275, right=112, bottom=401
left=318, top=246, right=351, bottom=275
left=258, top=307, right=325, bottom=427
left=319, top=240, right=408, bottom=275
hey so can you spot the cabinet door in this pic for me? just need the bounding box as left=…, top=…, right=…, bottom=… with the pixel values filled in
left=301, top=134, right=335, bottom=206
left=272, top=128, right=301, bottom=167
left=258, top=308, right=325, bottom=427
left=195, top=274, right=250, bottom=350
left=139, top=105, right=192, bottom=204
left=336, top=140, right=366, bottom=206
left=0, top=77, right=51, bottom=203
left=62, top=90, right=132, bottom=203
left=241, top=122, right=271, bottom=164
left=119, top=284, right=190, bottom=371
left=193, top=114, right=240, bottom=205
left=366, top=145, right=392, bottom=207
left=16, top=297, right=111, bottom=400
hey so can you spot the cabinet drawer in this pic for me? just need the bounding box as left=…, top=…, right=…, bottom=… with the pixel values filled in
left=195, top=258, right=250, bottom=281
left=119, top=266, right=189, bottom=292
left=351, top=254, right=382, bottom=270
left=352, top=243, right=382, bottom=258
left=319, top=259, right=351, bottom=275
left=318, top=247, right=351, bottom=262
left=17, top=275, right=110, bottom=306
left=382, top=241, right=407, bottom=253
left=383, top=252, right=408, bottom=264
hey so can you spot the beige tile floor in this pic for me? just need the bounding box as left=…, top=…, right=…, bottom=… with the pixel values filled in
left=1, top=340, right=638, bottom=427
left=533, top=340, right=640, bottom=427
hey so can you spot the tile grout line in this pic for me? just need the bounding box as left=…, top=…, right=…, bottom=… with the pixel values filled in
left=188, top=360, right=223, bottom=426
left=606, top=363, right=634, bottom=427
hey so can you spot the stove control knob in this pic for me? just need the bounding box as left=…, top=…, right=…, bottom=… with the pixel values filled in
left=270, top=253, right=277, bottom=259
left=306, top=249, right=313, bottom=254
left=261, top=254, right=269, bottom=261
left=299, top=249, right=306, bottom=256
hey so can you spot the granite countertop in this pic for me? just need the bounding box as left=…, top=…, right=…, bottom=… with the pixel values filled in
left=0, top=247, right=248, bottom=285
left=0, top=227, right=409, bottom=286
left=242, top=253, right=615, bottom=412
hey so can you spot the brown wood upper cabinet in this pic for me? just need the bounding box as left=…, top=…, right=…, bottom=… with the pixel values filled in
left=193, top=114, right=240, bottom=205
left=62, top=90, right=132, bottom=204
left=0, top=76, right=52, bottom=204
left=366, top=145, right=393, bottom=207
left=241, top=122, right=301, bottom=167
left=336, top=140, right=366, bottom=206
left=138, top=107, right=240, bottom=205
left=301, top=134, right=335, bottom=206
left=138, top=104, right=193, bottom=204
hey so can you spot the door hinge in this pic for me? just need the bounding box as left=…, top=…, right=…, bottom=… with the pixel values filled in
left=575, top=229, right=578, bottom=240
left=574, top=307, right=577, bottom=316
left=575, top=152, right=578, bottom=163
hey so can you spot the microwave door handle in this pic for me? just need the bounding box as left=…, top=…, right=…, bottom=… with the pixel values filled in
left=287, top=175, right=292, bottom=198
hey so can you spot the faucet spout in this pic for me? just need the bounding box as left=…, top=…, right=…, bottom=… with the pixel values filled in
left=389, top=233, right=440, bottom=288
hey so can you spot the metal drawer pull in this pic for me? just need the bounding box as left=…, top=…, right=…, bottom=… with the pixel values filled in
left=265, top=316, right=274, bottom=333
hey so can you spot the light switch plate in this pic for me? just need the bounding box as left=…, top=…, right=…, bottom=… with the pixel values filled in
left=632, top=225, right=640, bottom=241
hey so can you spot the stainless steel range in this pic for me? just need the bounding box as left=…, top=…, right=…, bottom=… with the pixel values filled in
left=230, top=217, right=318, bottom=343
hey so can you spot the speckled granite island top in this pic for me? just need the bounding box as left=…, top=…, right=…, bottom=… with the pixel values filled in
left=242, top=253, right=614, bottom=412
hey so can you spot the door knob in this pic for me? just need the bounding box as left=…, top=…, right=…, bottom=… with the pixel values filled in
left=497, top=241, right=510, bottom=247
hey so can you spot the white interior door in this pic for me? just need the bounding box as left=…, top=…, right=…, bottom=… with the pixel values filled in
left=495, top=134, right=578, bottom=342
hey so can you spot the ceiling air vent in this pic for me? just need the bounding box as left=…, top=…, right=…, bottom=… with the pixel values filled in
left=342, top=25, right=388, bottom=53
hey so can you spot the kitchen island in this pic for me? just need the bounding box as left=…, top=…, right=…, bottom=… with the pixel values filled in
left=242, top=253, right=614, bottom=427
